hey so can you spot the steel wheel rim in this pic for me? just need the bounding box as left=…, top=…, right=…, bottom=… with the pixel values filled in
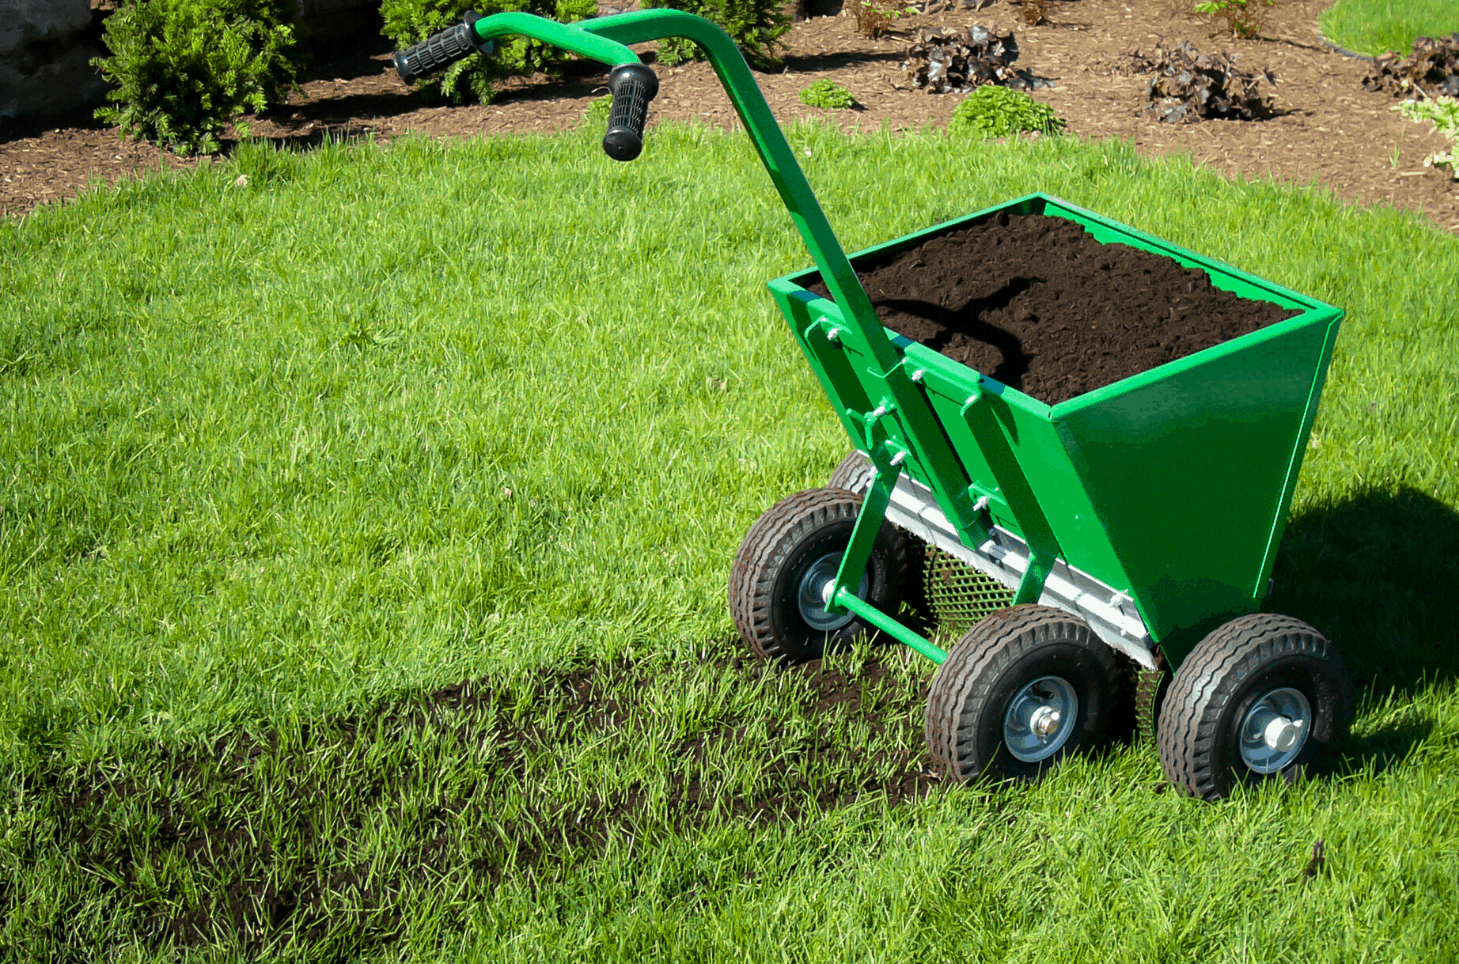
left=1239, top=686, right=1312, bottom=773
left=1003, top=675, right=1079, bottom=763
left=797, top=552, right=867, bottom=633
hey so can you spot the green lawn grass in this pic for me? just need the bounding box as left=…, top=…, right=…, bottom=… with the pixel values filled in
left=1318, top=0, right=1459, bottom=57
left=3, top=122, right=1458, bottom=961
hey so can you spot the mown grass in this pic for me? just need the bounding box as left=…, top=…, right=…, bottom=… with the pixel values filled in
left=3, top=121, right=1458, bottom=961
left=1318, top=0, right=1459, bottom=57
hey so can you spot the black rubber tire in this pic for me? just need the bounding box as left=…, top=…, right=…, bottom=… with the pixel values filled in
left=729, top=488, right=909, bottom=664
left=827, top=450, right=874, bottom=495
left=925, top=605, right=1127, bottom=784
left=1158, top=613, right=1353, bottom=801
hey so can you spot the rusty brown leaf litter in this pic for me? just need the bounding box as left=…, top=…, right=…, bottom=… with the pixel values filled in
left=1141, top=41, right=1277, bottom=124
left=1362, top=32, right=1459, bottom=99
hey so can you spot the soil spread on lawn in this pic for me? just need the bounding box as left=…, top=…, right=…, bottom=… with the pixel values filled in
left=38, top=652, right=937, bottom=956
left=807, top=211, right=1299, bottom=404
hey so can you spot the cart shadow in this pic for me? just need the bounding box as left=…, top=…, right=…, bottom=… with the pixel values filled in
left=1270, top=485, right=1459, bottom=768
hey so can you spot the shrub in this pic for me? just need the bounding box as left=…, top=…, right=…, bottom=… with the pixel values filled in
left=92, top=0, right=303, bottom=156
left=799, top=79, right=856, bottom=109
left=948, top=85, right=1064, bottom=138
left=1193, top=0, right=1276, bottom=40
left=380, top=0, right=596, bottom=105
left=639, top=0, right=791, bottom=69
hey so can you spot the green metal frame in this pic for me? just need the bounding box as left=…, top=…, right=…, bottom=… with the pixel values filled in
left=461, top=11, right=1344, bottom=671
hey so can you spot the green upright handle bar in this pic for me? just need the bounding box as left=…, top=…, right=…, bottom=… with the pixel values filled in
left=393, top=9, right=988, bottom=541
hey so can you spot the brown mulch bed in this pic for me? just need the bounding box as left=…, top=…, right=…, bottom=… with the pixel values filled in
left=2, top=0, right=1456, bottom=232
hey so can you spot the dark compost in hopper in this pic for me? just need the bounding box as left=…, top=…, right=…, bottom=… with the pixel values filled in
left=807, top=211, right=1299, bottom=405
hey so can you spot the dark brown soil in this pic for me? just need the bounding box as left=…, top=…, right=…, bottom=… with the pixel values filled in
left=30, top=651, right=936, bottom=957
left=810, top=210, right=1298, bottom=404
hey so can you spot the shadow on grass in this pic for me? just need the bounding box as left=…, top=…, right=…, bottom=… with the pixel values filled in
left=1272, top=485, right=1459, bottom=767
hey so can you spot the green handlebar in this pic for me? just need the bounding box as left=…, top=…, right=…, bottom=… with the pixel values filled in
left=469, top=10, right=642, bottom=68
left=455, top=9, right=893, bottom=367
left=395, top=10, right=983, bottom=541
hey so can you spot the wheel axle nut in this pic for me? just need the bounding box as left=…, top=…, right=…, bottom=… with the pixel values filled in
left=1029, top=706, right=1061, bottom=738
left=1263, top=716, right=1304, bottom=752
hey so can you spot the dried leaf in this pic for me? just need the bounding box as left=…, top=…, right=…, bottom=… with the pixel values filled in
left=902, top=26, right=1052, bottom=94
left=1143, top=41, right=1274, bottom=124
left=1362, top=33, right=1459, bottom=99
left=1303, top=839, right=1326, bottom=878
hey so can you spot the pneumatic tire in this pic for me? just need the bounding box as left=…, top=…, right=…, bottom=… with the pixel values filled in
left=1158, top=613, right=1352, bottom=801
left=729, top=487, right=909, bottom=664
left=827, top=450, right=875, bottom=495
left=926, top=605, right=1127, bottom=784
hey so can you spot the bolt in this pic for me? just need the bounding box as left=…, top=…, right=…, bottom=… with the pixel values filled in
left=1029, top=706, right=1061, bottom=738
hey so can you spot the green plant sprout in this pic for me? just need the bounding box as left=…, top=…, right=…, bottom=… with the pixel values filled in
left=1394, top=95, right=1459, bottom=179
left=948, top=85, right=1065, bottom=139
left=799, top=78, right=857, bottom=110
left=579, top=93, right=613, bottom=127
left=853, top=0, right=917, bottom=39
left=1194, top=0, right=1276, bottom=39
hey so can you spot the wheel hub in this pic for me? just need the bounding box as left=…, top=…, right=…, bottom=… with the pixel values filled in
left=1003, top=676, right=1079, bottom=763
left=797, top=552, right=868, bottom=633
left=1239, top=686, right=1312, bottom=773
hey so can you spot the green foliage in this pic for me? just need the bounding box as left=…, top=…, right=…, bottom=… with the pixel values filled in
left=379, top=0, right=596, bottom=105
left=577, top=93, right=614, bottom=129
left=91, top=0, right=302, bottom=155
left=948, top=85, right=1065, bottom=139
left=852, top=0, right=917, bottom=39
left=799, top=78, right=857, bottom=110
left=1317, top=0, right=1459, bottom=58
left=640, top=0, right=791, bottom=68
left=1395, top=96, right=1459, bottom=178
left=1193, top=0, right=1276, bottom=39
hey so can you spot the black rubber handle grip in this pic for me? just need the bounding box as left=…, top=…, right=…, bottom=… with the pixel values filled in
left=394, top=11, right=487, bottom=85
left=602, top=63, right=659, bottom=162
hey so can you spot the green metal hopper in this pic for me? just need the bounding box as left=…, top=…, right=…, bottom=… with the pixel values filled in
left=769, top=193, right=1343, bottom=671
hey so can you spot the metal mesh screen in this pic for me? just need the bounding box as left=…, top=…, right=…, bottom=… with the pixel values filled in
left=922, top=542, right=1015, bottom=643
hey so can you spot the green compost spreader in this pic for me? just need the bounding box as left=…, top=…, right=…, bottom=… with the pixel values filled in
left=395, top=9, right=1353, bottom=801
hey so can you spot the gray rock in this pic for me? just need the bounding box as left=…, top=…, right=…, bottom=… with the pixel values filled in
left=0, top=0, right=108, bottom=123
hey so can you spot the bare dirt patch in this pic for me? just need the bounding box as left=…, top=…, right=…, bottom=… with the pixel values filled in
left=2, top=0, right=1456, bottom=230
left=33, top=651, right=935, bottom=956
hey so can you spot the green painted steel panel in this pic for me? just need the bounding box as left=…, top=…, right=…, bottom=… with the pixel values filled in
left=1053, top=317, right=1340, bottom=664
left=769, top=193, right=1342, bottom=669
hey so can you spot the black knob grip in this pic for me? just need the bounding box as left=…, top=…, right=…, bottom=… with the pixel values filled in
left=394, top=11, right=487, bottom=85
left=602, top=62, right=659, bottom=162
